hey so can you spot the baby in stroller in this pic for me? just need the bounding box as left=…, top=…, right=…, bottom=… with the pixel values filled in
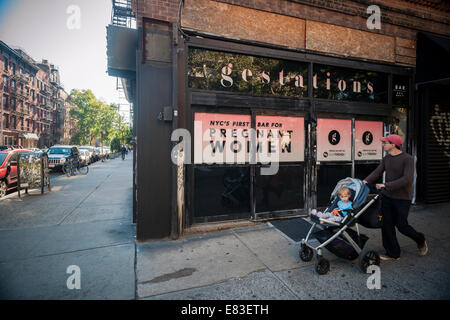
left=300, top=178, right=382, bottom=275
left=311, top=186, right=353, bottom=222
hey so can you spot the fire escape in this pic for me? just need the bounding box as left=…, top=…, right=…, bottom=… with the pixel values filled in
left=111, top=0, right=135, bottom=28
left=109, top=0, right=136, bottom=128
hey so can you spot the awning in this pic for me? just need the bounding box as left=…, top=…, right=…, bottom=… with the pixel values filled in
left=416, top=32, right=450, bottom=85
left=21, top=133, right=39, bottom=140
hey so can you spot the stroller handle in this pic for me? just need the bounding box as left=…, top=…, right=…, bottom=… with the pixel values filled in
left=366, top=183, right=385, bottom=195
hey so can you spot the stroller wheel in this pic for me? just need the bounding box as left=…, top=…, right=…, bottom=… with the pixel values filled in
left=359, top=249, right=380, bottom=273
left=299, top=244, right=314, bottom=262
left=315, top=257, right=330, bottom=275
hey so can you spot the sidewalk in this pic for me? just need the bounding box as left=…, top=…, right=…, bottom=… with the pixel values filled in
left=0, top=157, right=135, bottom=299
left=136, top=203, right=450, bottom=300
left=1, top=156, right=449, bottom=300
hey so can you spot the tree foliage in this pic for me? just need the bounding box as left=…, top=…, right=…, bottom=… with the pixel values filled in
left=69, top=89, right=132, bottom=147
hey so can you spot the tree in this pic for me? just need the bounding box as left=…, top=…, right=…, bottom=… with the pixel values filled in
left=69, top=89, right=131, bottom=147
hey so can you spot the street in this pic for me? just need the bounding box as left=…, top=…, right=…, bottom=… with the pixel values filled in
left=0, top=156, right=135, bottom=299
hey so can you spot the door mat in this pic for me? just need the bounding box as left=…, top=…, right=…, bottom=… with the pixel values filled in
left=270, top=217, right=321, bottom=242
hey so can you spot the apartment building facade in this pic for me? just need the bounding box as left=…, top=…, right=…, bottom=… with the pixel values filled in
left=1, top=40, right=77, bottom=149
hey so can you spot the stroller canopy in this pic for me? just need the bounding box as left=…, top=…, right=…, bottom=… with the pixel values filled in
left=330, top=178, right=370, bottom=209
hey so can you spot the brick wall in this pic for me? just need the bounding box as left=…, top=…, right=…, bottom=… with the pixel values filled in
left=182, top=0, right=306, bottom=49
left=133, top=0, right=179, bottom=26
left=216, top=0, right=450, bottom=39
left=132, top=0, right=450, bottom=66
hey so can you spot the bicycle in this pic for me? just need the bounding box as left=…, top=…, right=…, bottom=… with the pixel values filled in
left=77, top=162, right=89, bottom=175
left=122, top=152, right=125, bottom=160
left=62, top=158, right=76, bottom=177
left=63, top=159, right=89, bottom=176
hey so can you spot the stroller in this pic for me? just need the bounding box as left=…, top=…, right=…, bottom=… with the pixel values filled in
left=299, top=178, right=383, bottom=275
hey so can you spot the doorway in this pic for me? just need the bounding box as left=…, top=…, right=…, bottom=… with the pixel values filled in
left=314, top=116, right=385, bottom=208
left=191, top=109, right=308, bottom=223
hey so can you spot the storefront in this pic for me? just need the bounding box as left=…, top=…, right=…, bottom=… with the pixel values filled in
left=21, top=133, right=39, bottom=148
left=183, top=36, right=413, bottom=225
left=114, top=1, right=450, bottom=241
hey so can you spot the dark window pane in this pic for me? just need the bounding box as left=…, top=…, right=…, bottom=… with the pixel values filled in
left=355, top=163, right=383, bottom=184
left=393, top=75, right=409, bottom=107
left=188, top=48, right=308, bottom=97
left=255, top=165, right=304, bottom=213
left=317, top=164, right=352, bottom=207
left=313, top=64, right=388, bottom=103
left=391, top=107, right=408, bottom=143
left=194, top=166, right=250, bottom=218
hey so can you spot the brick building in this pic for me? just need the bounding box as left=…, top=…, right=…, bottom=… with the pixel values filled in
left=1, top=41, right=40, bottom=148
left=1, top=40, right=77, bottom=149
left=107, top=0, right=450, bottom=240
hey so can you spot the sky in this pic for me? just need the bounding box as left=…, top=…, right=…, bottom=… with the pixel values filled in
left=0, top=0, right=131, bottom=121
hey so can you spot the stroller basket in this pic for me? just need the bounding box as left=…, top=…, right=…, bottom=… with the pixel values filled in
left=357, top=194, right=383, bottom=229
left=314, top=228, right=369, bottom=261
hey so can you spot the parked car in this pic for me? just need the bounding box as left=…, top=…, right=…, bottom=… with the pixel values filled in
left=79, top=149, right=90, bottom=166
left=47, top=145, right=81, bottom=171
left=0, top=149, right=32, bottom=198
left=78, top=146, right=95, bottom=164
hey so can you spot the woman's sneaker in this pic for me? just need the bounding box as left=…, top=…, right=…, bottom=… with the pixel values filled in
left=418, top=240, right=428, bottom=256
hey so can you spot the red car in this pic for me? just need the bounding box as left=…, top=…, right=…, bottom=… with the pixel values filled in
left=0, top=149, right=31, bottom=198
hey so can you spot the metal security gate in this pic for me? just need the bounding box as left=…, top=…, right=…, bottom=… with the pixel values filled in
left=422, top=85, right=450, bottom=203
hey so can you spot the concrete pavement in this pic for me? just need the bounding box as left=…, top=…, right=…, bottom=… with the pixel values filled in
left=1, top=154, right=449, bottom=300
left=136, top=204, right=450, bottom=300
left=0, top=156, right=135, bottom=299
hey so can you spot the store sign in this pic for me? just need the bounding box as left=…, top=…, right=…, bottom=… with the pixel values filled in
left=313, top=64, right=388, bottom=103
left=188, top=48, right=308, bottom=97
left=194, top=113, right=252, bottom=164
left=255, top=115, right=304, bottom=162
left=317, top=118, right=352, bottom=161
left=193, top=113, right=304, bottom=164
left=393, top=75, right=409, bottom=106
left=354, top=121, right=383, bottom=160
left=188, top=48, right=389, bottom=103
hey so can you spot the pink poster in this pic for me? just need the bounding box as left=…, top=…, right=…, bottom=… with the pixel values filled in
left=194, top=113, right=251, bottom=164
left=194, top=113, right=304, bottom=164
left=255, top=115, right=304, bottom=162
left=317, top=118, right=352, bottom=161
left=354, top=121, right=383, bottom=160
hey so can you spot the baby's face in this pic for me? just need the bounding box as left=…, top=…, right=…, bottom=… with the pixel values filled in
left=339, top=193, right=350, bottom=202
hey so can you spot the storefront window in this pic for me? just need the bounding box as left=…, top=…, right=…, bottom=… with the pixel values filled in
left=391, top=107, right=408, bottom=142
left=255, top=164, right=304, bottom=213
left=313, top=64, right=388, bottom=103
left=393, top=75, right=409, bottom=106
left=355, top=163, right=382, bottom=184
left=317, top=164, right=352, bottom=207
left=194, top=166, right=250, bottom=220
left=188, top=48, right=308, bottom=97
